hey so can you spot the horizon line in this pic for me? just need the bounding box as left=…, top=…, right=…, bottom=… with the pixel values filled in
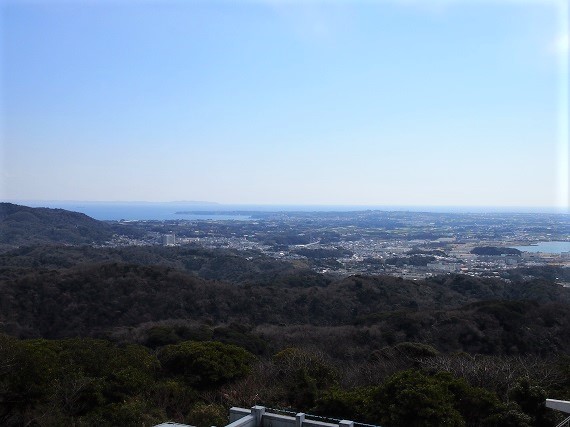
left=3, top=199, right=569, bottom=215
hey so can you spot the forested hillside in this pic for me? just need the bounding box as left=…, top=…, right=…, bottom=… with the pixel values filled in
left=0, top=244, right=328, bottom=286
left=1, top=207, right=569, bottom=426
left=2, top=250, right=569, bottom=354
left=0, top=203, right=112, bottom=249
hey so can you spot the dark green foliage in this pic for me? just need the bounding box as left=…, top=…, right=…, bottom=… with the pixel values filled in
left=158, top=341, right=255, bottom=388
left=146, top=325, right=187, bottom=348
left=366, top=370, right=529, bottom=427
left=212, top=324, right=269, bottom=355
left=273, top=348, right=338, bottom=409
left=0, top=336, right=244, bottom=426
left=508, top=378, right=557, bottom=427
left=555, top=355, right=570, bottom=399
left=187, top=402, right=228, bottom=427
left=0, top=243, right=329, bottom=286
left=0, top=336, right=163, bottom=426
left=144, top=324, right=214, bottom=348
left=482, top=405, right=533, bottom=427
left=1, top=255, right=569, bottom=356
left=314, top=386, right=375, bottom=421
left=510, top=266, right=570, bottom=282
left=3, top=338, right=61, bottom=406
left=471, top=247, right=522, bottom=256
left=0, top=203, right=112, bottom=248
left=85, top=398, right=164, bottom=427
left=369, top=370, right=465, bottom=426
left=2, top=333, right=569, bottom=427
left=370, top=342, right=440, bottom=363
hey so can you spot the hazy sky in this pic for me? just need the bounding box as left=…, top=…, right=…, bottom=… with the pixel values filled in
left=1, top=0, right=568, bottom=208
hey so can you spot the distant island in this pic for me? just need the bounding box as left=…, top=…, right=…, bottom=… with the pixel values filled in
left=175, top=210, right=249, bottom=215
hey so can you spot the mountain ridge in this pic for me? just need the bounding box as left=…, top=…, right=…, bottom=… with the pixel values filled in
left=0, top=202, right=112, bottom=249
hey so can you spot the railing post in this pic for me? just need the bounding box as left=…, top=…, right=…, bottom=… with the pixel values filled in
left=296, top=413, right=306, bottom=427
left=252, top=406, right=266, bottom=427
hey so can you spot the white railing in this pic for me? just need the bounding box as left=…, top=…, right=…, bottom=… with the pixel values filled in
left=229, top=406, right=360, bottom=427
left=546, top=399, right=570, bottom=427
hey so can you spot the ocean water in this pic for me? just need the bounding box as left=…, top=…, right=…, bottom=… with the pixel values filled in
left=511, top=241, right=570, bottom=254
left=24, top=203, right=253, bottom=221
left=10, top=201, right=570, bottom=221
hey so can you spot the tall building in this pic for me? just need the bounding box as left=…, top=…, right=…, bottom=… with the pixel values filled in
left=162, top=234, right=175, bottom=246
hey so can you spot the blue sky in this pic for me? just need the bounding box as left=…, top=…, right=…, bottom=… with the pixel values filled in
left=1, top=0, right=568, bottom=209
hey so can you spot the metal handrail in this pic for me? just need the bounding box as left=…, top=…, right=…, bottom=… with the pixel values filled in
left=263, top=407, right=382, bottom=427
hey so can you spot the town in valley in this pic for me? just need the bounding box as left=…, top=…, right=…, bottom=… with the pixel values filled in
left=104, top=209, right=570, bottom=283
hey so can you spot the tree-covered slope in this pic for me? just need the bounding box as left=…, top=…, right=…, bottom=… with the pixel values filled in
left=1, top=258, right=569, bottom=355
left=0, top=244, right=329, bottom=286
left=0, top=203, right=112, bottom=249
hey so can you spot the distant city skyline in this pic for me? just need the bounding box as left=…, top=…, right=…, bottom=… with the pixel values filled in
left=1, top=0, right=568, bottom=210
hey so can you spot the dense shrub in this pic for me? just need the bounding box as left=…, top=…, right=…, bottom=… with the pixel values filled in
left=158, top=341, right=255, bottom=388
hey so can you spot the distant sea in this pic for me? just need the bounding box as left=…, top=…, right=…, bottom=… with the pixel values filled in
left=511, top=241, right=570, bottom=254
left=8, top=201, right=570, bottom=221
left=19, top=202, right=255, bottom=221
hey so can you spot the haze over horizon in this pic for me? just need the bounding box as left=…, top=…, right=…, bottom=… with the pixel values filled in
left=5, top=199, right=569, bottom=217
left=1, top=0, right=568, bottom=210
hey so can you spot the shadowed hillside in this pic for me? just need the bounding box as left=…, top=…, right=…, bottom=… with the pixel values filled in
left=0, top=203, right=112, bottom=249
left=1, top=257, right=569, bottom=356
